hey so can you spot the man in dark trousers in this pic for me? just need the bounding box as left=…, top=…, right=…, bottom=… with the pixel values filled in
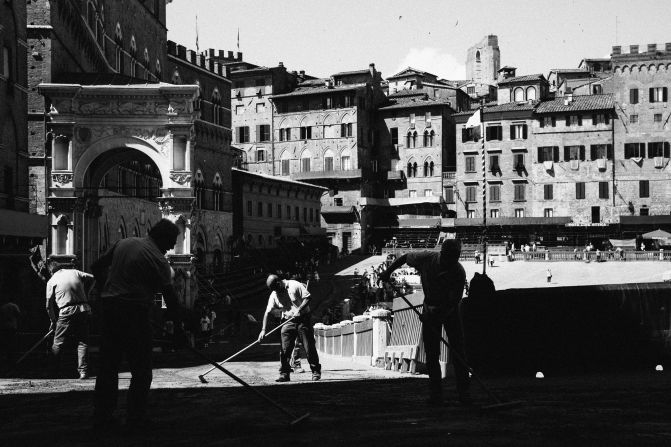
left=258, top=275, right=321, bottom=382
left=379, top=239, right=470, bottom=406
left=45, top=259, right=95, bottom=379
left=91, top=219, right=182, bottom=431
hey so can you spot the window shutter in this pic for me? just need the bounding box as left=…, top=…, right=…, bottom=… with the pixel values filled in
left=537, top=147, right=543, bottom=162
left=509, top=125, right=514, bottom=138
left=648, top=143, right=655, bottom=159
left=664, top=87, right=669, bottom=102
left=580, top=145, right=586, bottom=161
left=565, top=115, right=570, bottom=126
left=539, top=118, right=545, bottom=128
left=650, top=88, right=654, bottom=103
left=551, top=117, right=556, bottom=127
left=553, top=146, right=560, bottom=162
left=607, top=144, right=613, bottom=160
left=624, top=143, right=632, bottom=158
left=665, top=142, right=670, bottom=158
left=641, top=143, right=646, bottom=158
left=256, top=125, right=260, bottom=141
left=590, top=146, right=596, bottom=160
left=523, top=124, right=528, bottom=139
left=605, top=114, right=610, bottom=125
left=592, top=114, right=597, bottom=125
left=630, top=89, right=637, bottom=104
left=578, top=115, right=582, bottom=126
left=564, top=146, right=570, bottom=161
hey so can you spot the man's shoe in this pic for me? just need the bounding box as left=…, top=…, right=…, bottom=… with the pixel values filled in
left=311, top=371, right=321, bottom=381
left=275, top=374, right=290, bottom=382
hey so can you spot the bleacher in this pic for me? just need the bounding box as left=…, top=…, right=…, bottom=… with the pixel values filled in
left=383, top=228, right=440, bottom=249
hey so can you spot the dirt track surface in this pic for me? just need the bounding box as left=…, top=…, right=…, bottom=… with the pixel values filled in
left=3, top=352, right=671, bottom=447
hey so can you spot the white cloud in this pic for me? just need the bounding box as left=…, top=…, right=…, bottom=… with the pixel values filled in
left=394, top=47, right=466, bottom=80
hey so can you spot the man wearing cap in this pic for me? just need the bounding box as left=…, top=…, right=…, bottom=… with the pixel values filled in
left=258, top=275, right=321, bottom=382
left=379, top=239, right=470, bottom=406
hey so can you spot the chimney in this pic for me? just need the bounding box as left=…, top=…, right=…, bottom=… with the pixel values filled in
left=369, top=63, right=376, bottom=78
left=228, top=51, right=234, bottom=59
left=666, top=42, right=671, bottom=53
left=612, top=45, right=621, bottom=55
left=630, top=45, right=639, bottom=54
left=278, top=61, right=284, bottom=68
left=218, top=50, right=225, bottom=58
left=564, top=87, right=573, bottom=105
left=237, top=52, right=243, bottom=61
left=648, top=43, right=657, bottom=53
left=208, top=48, right=215, bottom=58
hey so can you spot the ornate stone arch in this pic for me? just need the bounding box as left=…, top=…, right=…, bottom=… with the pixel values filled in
left=526, top=86, right=536, bottom=100
left=73, top=135, right=171, bottom=189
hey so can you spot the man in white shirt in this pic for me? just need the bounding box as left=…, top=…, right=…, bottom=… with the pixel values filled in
left=45, top=260, right=95, bottom=379
left=258, top=275, right=321, bottom=382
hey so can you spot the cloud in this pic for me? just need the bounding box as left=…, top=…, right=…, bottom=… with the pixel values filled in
left=394, top=47, right=466, bottom=80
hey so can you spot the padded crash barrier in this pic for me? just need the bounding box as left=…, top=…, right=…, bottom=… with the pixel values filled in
left=462, top=276, right=671, bottom=375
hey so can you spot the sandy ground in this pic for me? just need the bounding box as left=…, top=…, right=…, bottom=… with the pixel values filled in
left=342, top=256, right=671, bottom=289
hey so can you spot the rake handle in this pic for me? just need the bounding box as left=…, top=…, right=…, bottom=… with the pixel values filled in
left=390, top=283, right=505, bottom=405
left=199, top=316, right=296, bottom=379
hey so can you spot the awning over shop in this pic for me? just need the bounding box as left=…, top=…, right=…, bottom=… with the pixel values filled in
left=620, top=215, right=671, bottom=225
left=454, top=216, right=572, bottom=227
left=0, top=209, right=48, bottom=238
left=321, top=206, right=357, bottom=215
left=398, top=217, right=441, bottom=228
left=609, top=238, right=636, bottom=248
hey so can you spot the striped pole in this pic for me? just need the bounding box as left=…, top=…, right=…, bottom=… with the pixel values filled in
left=480, top=103, right=487, bottom=275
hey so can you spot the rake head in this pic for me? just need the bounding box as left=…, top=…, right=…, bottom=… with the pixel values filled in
left=198, top=374, right=209, bottom=384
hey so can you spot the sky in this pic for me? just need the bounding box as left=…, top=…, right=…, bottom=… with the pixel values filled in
left=167, top=0, right=671, bottom=81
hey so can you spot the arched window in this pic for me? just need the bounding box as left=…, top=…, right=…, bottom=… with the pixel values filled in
left=412, top=162, right=418, bottom=177
left=212, top=173, right=223, bottom=211
left=412, top=131, right=417, bottom=148
left=55, top=216, right=70, bottom=255
left=129, top=36, right=137, bottom=77
left=514, top=87, right=525, bottom=102
left=280, top=150, right=291, bottom=176
left=424, top=161, right=429, bottom=177
left=52, top=136, right=70, bottom=171
left=407, top=162, right=412, bottom=177
left=114, top=23, right=124, bottom=73
left=301, top=150, right=311, bottom=172
left=143, top=48, right=150, bottom=80
left=423, top=130, right=430, bottom=147
left=323, top=149, right=334, bottom=172
left=430, top=161, right=435, bottom=176
left=194, top=170, right=205, bottom=209
left=526, top=86, right=536, bottom=100
left=211, top=88, right=222, bottom=125
left=406, top=131, right=412, bottom=148
left=341, top=154, right=351, bottom=170
left=476, top=50, right=481, bottom=63
left=155, top=59, right=161, bottom=79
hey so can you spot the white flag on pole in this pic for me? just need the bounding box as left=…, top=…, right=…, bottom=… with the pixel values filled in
left=465, top=109, right=481, bottom=128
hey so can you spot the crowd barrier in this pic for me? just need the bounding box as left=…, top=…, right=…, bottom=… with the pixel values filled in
left=315, top=311, right=391, bottom=366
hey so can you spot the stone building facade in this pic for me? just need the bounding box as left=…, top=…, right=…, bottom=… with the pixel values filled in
left=0, top=0, right=48, bottom=320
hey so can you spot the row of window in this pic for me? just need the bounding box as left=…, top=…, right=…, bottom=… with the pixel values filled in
left=406, top=161, right=435, bottom=177
left=628, top=113, right=669, bottom=124
left=279, top=154, right=352, bottom=175
left=447, top=181, right=619, bottom=205
left=275, top=93, right=363, bottom=114
left=246, top=201, right=319, bottom=223
left=629, top=87, right=669, bottom=104
left=235, top=103, right=266, bottom=115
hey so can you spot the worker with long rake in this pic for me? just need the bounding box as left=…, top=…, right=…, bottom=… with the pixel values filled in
left=379, top=239, right=471, bottom=406
left=258, top=275, right=321, bottom=382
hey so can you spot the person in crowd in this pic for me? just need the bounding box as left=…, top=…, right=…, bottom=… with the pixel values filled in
left=258, top=275, right=321, bottom=382
left=379, top=239, right=470, bottom=406
left=45, top=259, right=95, bottom=379
left=91, top=219, right=183, bottom=432
left=546, top=268, right=553, bottom=283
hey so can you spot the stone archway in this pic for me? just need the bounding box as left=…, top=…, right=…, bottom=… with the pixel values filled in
left=41, top=81, right=199, bottom=308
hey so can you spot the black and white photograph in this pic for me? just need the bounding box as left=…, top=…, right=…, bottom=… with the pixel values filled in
left=2, top=0, right=671, bottom=445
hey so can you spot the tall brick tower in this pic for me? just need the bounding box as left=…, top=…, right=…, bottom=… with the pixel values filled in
left=466, top=35, right=500, bottom=85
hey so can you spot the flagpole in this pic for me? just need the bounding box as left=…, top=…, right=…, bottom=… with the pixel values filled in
left=480, top=100, right=487, bottom=275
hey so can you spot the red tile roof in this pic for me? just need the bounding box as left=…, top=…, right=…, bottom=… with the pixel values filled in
left=535, top=94, right=615, bottom=113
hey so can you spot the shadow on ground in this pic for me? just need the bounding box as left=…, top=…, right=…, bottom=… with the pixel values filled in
left=3, top=371, right=671, bottom=446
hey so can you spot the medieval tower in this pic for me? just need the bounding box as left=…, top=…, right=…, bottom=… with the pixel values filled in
left=466, top=35, right=500, bottom=85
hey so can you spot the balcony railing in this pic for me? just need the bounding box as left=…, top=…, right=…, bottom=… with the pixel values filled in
left=442, top=172, right=456, bottom=180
